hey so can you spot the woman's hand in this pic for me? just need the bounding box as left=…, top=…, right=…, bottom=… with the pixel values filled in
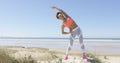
left=51, top=6, right=57, bottom=9
left=51, top=6, right=61, bottom=11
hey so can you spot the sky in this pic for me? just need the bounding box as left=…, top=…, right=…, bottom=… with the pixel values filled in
left=0, top=0, right=120, bottom=38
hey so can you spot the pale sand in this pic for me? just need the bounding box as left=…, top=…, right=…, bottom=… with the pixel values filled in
left=0, top=46, right=120, bottom=63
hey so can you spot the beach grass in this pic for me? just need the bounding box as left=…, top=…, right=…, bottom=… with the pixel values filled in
left=0, top=48, right=36, bottom=63
left=14, top=55, right=36, bottom=63
left=0, top=46, right=104, bottom=63
left=0, top=48, right=15, bottom=63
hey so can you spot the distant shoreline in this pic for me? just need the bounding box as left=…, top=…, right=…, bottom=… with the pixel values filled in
left=0, top=37, right=120, bottom=43
left=0, top=37, right=120, bottom=40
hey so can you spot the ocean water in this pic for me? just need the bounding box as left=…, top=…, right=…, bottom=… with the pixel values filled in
left=0, top=38, right=120, bottom=54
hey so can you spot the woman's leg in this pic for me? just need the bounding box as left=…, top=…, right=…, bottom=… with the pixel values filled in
left=79, top=34, right=85, bottom=55
left=78, top=29, right=87, bottom=61
left=64, top=34, right=75, bottom=60
left=65, top=35, right=74, bottom=56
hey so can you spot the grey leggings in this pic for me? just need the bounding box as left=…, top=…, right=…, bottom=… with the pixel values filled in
left=66, top=27, right=85, bottom=56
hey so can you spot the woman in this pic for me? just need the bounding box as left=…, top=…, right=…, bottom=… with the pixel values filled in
left=51, top=6, right=87, bottom=61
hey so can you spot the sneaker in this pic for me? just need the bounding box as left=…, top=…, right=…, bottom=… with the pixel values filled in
left=64, top=56, right=68, bottom=60
left=82, top=55, right=87, bottom=61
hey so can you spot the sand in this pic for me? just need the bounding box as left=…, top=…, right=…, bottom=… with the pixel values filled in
left=0, top=46, right=120, bottom=63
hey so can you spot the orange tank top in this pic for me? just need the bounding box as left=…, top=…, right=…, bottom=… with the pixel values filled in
left=64, top=18, right=73, bottom=27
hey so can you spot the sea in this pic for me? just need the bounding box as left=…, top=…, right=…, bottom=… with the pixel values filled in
left=0, top=38, right=120, bottom=55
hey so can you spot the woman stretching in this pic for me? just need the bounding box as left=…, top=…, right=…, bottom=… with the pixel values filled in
left=51, top=6, right=87, bottom=61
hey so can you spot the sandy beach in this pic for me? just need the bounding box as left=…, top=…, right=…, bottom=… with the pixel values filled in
left=0, top=46, right=120, bottom=63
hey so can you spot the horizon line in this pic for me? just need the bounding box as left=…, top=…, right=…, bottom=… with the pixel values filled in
left=0, top=37, right=120, bottom=39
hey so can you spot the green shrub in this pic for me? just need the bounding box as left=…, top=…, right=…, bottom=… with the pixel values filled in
left=87, top=53, right=102, bottom=63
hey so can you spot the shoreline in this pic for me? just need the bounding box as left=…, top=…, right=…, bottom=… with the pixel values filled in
left=1, top=38, right=120, bottom=42
left=0, top=44, right=120, bottom=56
left=0, top=46, right=120, bottom=56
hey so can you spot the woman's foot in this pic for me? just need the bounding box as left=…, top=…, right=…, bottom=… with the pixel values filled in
left=82, top=55, right=87, bottom=61
left=64, top=56, right=68, bottom=60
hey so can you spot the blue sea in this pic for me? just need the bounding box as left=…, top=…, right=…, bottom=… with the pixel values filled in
left=0, top=38, right=120, bottom=55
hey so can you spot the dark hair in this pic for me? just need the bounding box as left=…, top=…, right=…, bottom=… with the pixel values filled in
left=56, top=12, right=62, bottom=19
